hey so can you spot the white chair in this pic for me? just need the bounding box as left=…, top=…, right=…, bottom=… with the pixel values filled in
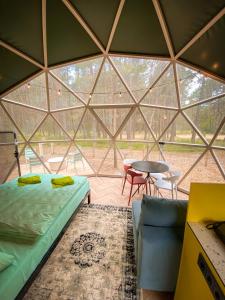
left=123, top=158, right=138, bottom=165
left=154, top=170, right=181, bottom=199
left=66, top=151, right=84, bottom=171
left=150, top=160, right=170, bottom=181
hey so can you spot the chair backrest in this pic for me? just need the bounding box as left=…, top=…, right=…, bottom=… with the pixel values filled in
left=124, top=164, right=132, bottom=173
left=127, top=168, right=142, bottom=178
left=164, top=170, right=181, bottom=184
left=25, top=147, right=36, bottom=159
left=123, top=158, right=137, bottom=165
left=68, top=151, right=82, bottom=161
left=74, top=152, right=82, bottom=161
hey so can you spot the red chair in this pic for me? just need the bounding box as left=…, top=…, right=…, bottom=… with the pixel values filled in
left=122, top=167, right=148, bottom=206
left=121, top=164, right=139, bottom=191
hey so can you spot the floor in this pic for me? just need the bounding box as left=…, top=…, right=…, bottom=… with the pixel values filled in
left=88, top=176, right=188, bottom=300
left=88, top=176, right=188, bottom=207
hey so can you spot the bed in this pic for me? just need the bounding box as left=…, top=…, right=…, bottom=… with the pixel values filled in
left=0, top=174, right=90, bottom=300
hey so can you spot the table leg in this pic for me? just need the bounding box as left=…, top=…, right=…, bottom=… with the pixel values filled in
left=146, top=174, right=156, bottom=196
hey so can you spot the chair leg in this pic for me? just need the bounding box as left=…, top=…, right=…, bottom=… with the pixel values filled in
left=156, top=188, right=163, bottom=198
left=131, top=186, right=140, bottom=197
left=171, top=188, right=174, bottom=200
left=128, top=184, right=133, bottom=206
left=145, top=183, right=148, bottom=194
left=148, top=180, right=151, bottom=196
left=122, top=176, right=127, bottom=195
left=153, top=185, right=156, bottom=196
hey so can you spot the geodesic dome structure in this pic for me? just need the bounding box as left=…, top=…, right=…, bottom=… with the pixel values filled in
left=0, top=0, right=225, bottom=192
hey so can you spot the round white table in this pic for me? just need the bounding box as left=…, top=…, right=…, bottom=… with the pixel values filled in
left=47, top=156, right=65, bottom=171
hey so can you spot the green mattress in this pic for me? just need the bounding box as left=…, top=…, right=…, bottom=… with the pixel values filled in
left=0, top=174, right=90, bottom=300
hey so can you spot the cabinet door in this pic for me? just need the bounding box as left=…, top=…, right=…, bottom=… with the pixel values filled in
left=175, top=225, right=224, bottom=300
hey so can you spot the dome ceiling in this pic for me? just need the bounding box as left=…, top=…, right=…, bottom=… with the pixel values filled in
left=0, top=0, right=225, bottom=95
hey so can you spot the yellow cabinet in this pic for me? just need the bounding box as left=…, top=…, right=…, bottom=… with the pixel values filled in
left=175, top=183, right=225, bottom=300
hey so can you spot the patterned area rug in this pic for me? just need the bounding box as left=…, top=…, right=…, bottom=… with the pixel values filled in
left=23, top=204, right=137, bottom=300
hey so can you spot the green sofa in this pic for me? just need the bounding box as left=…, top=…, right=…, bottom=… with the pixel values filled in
left=132, top=195, right=188, bottom=291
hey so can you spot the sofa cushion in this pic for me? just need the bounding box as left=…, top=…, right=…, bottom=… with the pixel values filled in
left=138, top=225, right=183, bottom=291
left=141, top=195, right=188, bottom=227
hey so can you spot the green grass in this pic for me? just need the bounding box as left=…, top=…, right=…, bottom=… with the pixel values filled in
left=163, top=145, right=202, bottom=153
left=76, top=140, right=109, bottom=148
left=30, top=139, right=206, bottom=154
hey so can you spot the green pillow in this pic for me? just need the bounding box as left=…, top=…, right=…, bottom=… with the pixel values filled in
left=0, top=251, right=14, bottom=272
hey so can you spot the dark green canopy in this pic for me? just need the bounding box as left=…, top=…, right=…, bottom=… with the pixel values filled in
left=1, top=0, right=225, bottom=94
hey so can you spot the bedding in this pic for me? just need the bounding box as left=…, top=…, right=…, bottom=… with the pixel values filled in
left=0, top=173, right=90, bottom=300
left=0, top=252, right=14, bottom=272
left=0, top=174, right=86, bottom=244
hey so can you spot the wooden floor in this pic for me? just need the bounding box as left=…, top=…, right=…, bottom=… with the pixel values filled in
left=88, top=176, right=188, bottom=300
left=88, top=176, right=188, bottom=207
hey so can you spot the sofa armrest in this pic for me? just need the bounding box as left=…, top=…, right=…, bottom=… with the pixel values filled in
left=140, top=195, right=188, bottom=228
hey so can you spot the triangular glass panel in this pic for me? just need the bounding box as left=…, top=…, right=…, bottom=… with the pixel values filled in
left=31, top=115, right=70, bottom=142
left=0, top=143, right=23, bottom=183
left=3, top=102, right=47, bottom=141
left=213, top=123, right=225, bottom=147
left=161, top=144, right=205, bottom=183
left=48, top=74, right=84, bottom=110
left=6, top=165, right=20, bottom=182
left=141, top=65, right=178, bottom=108
left=161, top=113, right=204, bottom=144
left=117, top=108, right=154, bottom=141
left=59, top=143, right=94, bottom=176
left=76, top=140, right=111, bottom=174
left=213, top=149, right=225, bottom=173
left=75, top=109, right=110, bottom=139
left=19, top=144, right=49, bottom=174
left=177, top=63, right=225, bottom=107
left=4, top=144, right=28, bottom=182
left=90, top=59, right=134, bottom=104
left=52, top=108, right=85, bottom=139
left=5, top=73, right=48, bottom=109
left=51, top=57, right=103, bottom=103
left=93, top=108, right=131, bottom=136
left=111, top=56, right=169, bottom=101
left=179, top=151, right=224, bottom=191
left=146, top=144, right=162, bottom=161
left=116, top=141, right=151, bottom=162
left=98, top=147, right=123, bottom=176
left=0, top=106, right=24, bottom=142
left=30, top=142, right=70, bottom=174
left=140, top=107, right=177, bottom=139
left=185, top=97, right=225, bottom=143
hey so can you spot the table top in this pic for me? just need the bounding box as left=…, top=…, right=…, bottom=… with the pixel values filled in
left=131, top=160, right=169, bottom=174
left=189, top=222, right=225, bottom=286
left=47, top=156, right=64, bottom=163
